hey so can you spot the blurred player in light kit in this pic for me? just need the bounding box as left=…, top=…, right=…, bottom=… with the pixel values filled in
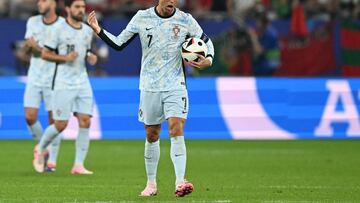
left=24, top=0, right=64, bottom=172
left=33, top=0, right=98, bottom=175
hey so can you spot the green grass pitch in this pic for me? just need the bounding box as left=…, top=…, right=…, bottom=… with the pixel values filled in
left=0, top=140, right=359, bottom=202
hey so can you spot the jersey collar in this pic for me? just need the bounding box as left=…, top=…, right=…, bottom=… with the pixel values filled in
left=42, top=16, right=59, bottom=26
left=66, top=19, right=82, bottom=30
left=154, top=6, right=176, bottom=19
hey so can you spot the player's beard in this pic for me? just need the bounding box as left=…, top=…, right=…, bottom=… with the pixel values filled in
left=70, top=12, right=84, bottom=22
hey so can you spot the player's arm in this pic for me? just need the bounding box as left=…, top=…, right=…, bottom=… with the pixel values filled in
left=24, top=18, right=42, bottom=56
left=86, top=42, right=98, bottom=65
left=87, top=11, right=138, bottom=51
left=41, top=25, right=78, bottom=63
left=86, top=51, right=97, bottom=65
left=202, top=33, right=215, bottom=64
left=85, top=34, right=98, bottom=65
left=25, top=37, right=43, bottom=56
left=187, top=15, right=215, bottom=69
left=41, top=47, right=78, bottom=63
left=188, top=34, right=215, bottom=69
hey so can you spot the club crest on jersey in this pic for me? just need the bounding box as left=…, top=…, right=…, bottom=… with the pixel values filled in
left=172, top=25, right=180, bottom=39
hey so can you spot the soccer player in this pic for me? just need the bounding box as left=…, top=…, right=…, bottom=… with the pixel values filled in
left=24, top=0, right=64, bottom=172
left=87, top=0, right=214, bottom=197
left=33, top=0, right=98, bottom=175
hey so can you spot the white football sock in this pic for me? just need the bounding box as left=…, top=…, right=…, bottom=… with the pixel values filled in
left=75, top=128, right=90, bottom=166
left=48, top=133, right=62, bottom=164
left=144, top=139, right=160, bottom=185
left=38, top=124, right=60, bottom=153
left=27, top=121, right=43, bottom=141
left=170, top=136, right=186, bottom=183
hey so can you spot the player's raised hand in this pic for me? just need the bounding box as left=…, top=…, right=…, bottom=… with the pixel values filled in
left=87, top=11, right=101, bottom=34
left=87, top=52, right=98, bottom=65
left=66, top=51, right=78, bottom=62
left=187, top=55, right=212, bottom=69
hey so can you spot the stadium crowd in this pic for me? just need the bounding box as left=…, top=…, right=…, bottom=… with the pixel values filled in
left=1, top=0, right=360, bottom=77
left=0, top=0, right=359, bottom=20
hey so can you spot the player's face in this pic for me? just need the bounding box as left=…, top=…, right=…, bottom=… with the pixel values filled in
left=68, top=0, right=86, bottom=22
left=158, top=0, right=177, bottom=15
left=37, top=0, right=53, bottom=15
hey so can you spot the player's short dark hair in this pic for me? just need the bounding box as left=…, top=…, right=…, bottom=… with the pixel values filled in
left=64, top=0, right=85, bottom=7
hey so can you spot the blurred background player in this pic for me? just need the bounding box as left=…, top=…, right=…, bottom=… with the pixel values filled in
left=33, top=0, right=98, bottom=174
left=24, top=0, right=64, bottom=172
left=87, top=0, right=214, bottom=197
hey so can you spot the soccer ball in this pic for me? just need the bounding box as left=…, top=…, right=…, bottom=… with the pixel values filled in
left=181, top=37, right=208, bottom=62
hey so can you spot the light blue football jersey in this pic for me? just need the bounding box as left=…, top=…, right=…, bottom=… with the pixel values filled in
left=99, top=7, right=215, bottom=91
left=25, top=15, right=65, bottom=87
left=44, top=21, right=93, bottom=90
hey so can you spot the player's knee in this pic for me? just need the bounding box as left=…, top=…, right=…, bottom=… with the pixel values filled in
left=169, top=122, right=184, bottom=137
left=146, top=129, right=160, bottom=143
left=79, top=117, right=91, bottom=128
left=55, top=121, right=68, bottom=132
left=147, top=135, right=159, bottom=143
left=25, top=112, right=37, bottom=125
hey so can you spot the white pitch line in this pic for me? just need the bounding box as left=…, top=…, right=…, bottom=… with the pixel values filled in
left=262, top=185, right=360, bottom=190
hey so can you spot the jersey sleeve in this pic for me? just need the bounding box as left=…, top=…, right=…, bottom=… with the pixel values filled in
left=24, top=18, right=33, bottom=39
left=43, top=25, right=59, bottom=51
left=187, top=14, right=215, bottom=59
left=88, top=36, right=93, bottom=52
left=98, top=11, right=140, bottom=51
left=86, top=27, right=93, bottom=51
